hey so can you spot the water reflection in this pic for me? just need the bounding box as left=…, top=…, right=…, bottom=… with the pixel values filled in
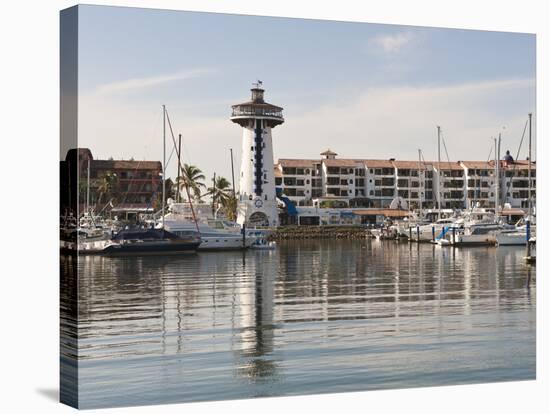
left=61, top=240, right=536, bottom=408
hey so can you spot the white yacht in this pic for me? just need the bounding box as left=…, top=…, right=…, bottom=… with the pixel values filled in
left=409, top=217, right=459, bottom=242
left=158, top=202, right=257, bottom=250
left=447, top=208, right=512, bottom=246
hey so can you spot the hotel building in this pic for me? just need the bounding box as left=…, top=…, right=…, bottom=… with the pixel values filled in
left=274, top=149, right=535, bottom=211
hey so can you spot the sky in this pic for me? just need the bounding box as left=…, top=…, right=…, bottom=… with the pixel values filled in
left=74, top=5, right=536, bottom=188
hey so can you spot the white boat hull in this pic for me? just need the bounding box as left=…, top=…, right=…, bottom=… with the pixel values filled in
left=453, top=233, right=496, bottom=246
left=496, top=232, right=527, bottom=246
left=198, top=236, right=255, bottom=250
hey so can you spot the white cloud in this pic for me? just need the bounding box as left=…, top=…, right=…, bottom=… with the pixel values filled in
left=371, top=32, right=414, bottom=53
left=278, top=78, right=535, bottom=162
left=93, top=68, right=215, bottom=95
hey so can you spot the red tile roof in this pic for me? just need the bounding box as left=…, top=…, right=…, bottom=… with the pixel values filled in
left=278, top=159, right=317, bottom=167
left=430, top=161, right=464, bottom=171
left=363, top=160, right=395, bottom=168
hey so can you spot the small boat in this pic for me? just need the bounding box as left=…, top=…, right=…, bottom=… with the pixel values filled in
left=410, top=217, right=458, bottom=242
left=250, top=240, right=276, bottom=250
left=451, top=223, right=502, bottom=246
left=496, top=229, right=528, bottom=246
left=250, top=233, right=276, bottom=250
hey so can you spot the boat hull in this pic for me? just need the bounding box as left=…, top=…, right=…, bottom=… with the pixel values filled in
left=101, top=240, right=201, bottom=256
left=496, top=233, right=528, bottom=246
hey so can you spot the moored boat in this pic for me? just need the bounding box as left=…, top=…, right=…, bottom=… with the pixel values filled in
left=101, top=228, right=201, bottom=256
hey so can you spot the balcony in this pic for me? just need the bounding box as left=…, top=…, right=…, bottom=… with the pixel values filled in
left=231, top=107, right=283, bottom=119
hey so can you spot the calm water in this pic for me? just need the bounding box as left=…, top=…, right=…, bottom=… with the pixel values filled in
left=61, top=240, right=536, bottom=409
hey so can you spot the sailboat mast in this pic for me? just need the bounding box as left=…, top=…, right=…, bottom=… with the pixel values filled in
left=527, top=113, right=533, bottom=220
left=86, top=158, right=90, bottom=214
left=162, top=104, right=166, bottom=229
left=230, top=148, right=236, bottom=196
left=437, top=126, right=441, bottom=219
left=176, top=134, right=182, bottom=203
left=418, top=149, right=422, bottom=212
left=495, top=134, right=501, bottom=219
left=212, top=172, right=216, bottom=217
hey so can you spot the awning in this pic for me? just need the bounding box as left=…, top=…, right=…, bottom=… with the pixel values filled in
left=501, top=208, right=526, bottom=216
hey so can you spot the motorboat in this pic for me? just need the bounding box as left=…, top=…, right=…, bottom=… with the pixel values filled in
left=409, top=217, right=459, bottom=242
left=100, top=228, right=201, bottom=255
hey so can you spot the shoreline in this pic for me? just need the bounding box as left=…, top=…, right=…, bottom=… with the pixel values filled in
left=269, top=225, right=372, bottom=240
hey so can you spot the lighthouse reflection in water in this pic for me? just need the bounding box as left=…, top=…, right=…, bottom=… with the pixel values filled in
left=63, top=240, right=535, bottom=409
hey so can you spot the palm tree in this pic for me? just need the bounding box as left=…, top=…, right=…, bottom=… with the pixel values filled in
left=208, top=176, right=236, bottom=218
left=223, top=193, right=238, bottom=222
left=178, top=164, right=206, bottom=201
left=95, top=172, right=117, bottom=209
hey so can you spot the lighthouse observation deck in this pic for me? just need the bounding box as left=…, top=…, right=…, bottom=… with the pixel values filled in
left=230, top=86, right=284, bottom=128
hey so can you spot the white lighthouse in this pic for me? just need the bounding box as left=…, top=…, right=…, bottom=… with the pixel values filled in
left=230, top=82, right=284, bottom=227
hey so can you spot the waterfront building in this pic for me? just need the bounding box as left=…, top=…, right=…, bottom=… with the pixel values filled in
left=231, top=83, right=283, bottom=227
left=274, top=149, right=535, bottom=213
left=364, top=159, right=396, bottom=208
left=62, top=148, right=162, bottom=217
left=461, top=161, right=496, bottom=209
left=432, top=161, right=467, bottom=209
left=502, top=160, right=536, bottom=209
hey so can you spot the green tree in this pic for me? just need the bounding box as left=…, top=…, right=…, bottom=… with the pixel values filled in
left=95, top=171, right=118, bottom=209
left=178, top=164, right=206, bottom=201
left=208, top=176, right=237, bottom=219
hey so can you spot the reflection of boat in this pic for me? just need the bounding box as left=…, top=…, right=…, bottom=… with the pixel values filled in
left=101, top=228, right=201, bottom=256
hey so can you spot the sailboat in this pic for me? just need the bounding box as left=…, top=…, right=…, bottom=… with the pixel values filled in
left=80, top=105, right=202, bottom=255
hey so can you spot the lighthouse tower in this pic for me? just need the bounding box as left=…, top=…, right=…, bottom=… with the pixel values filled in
left=230, top=82, right=284, bottom=227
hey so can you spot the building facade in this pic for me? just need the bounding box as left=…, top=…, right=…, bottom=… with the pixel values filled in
left=274, top=149, right=536, bottom=211
left=66, top=148, right=162, bottom=216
